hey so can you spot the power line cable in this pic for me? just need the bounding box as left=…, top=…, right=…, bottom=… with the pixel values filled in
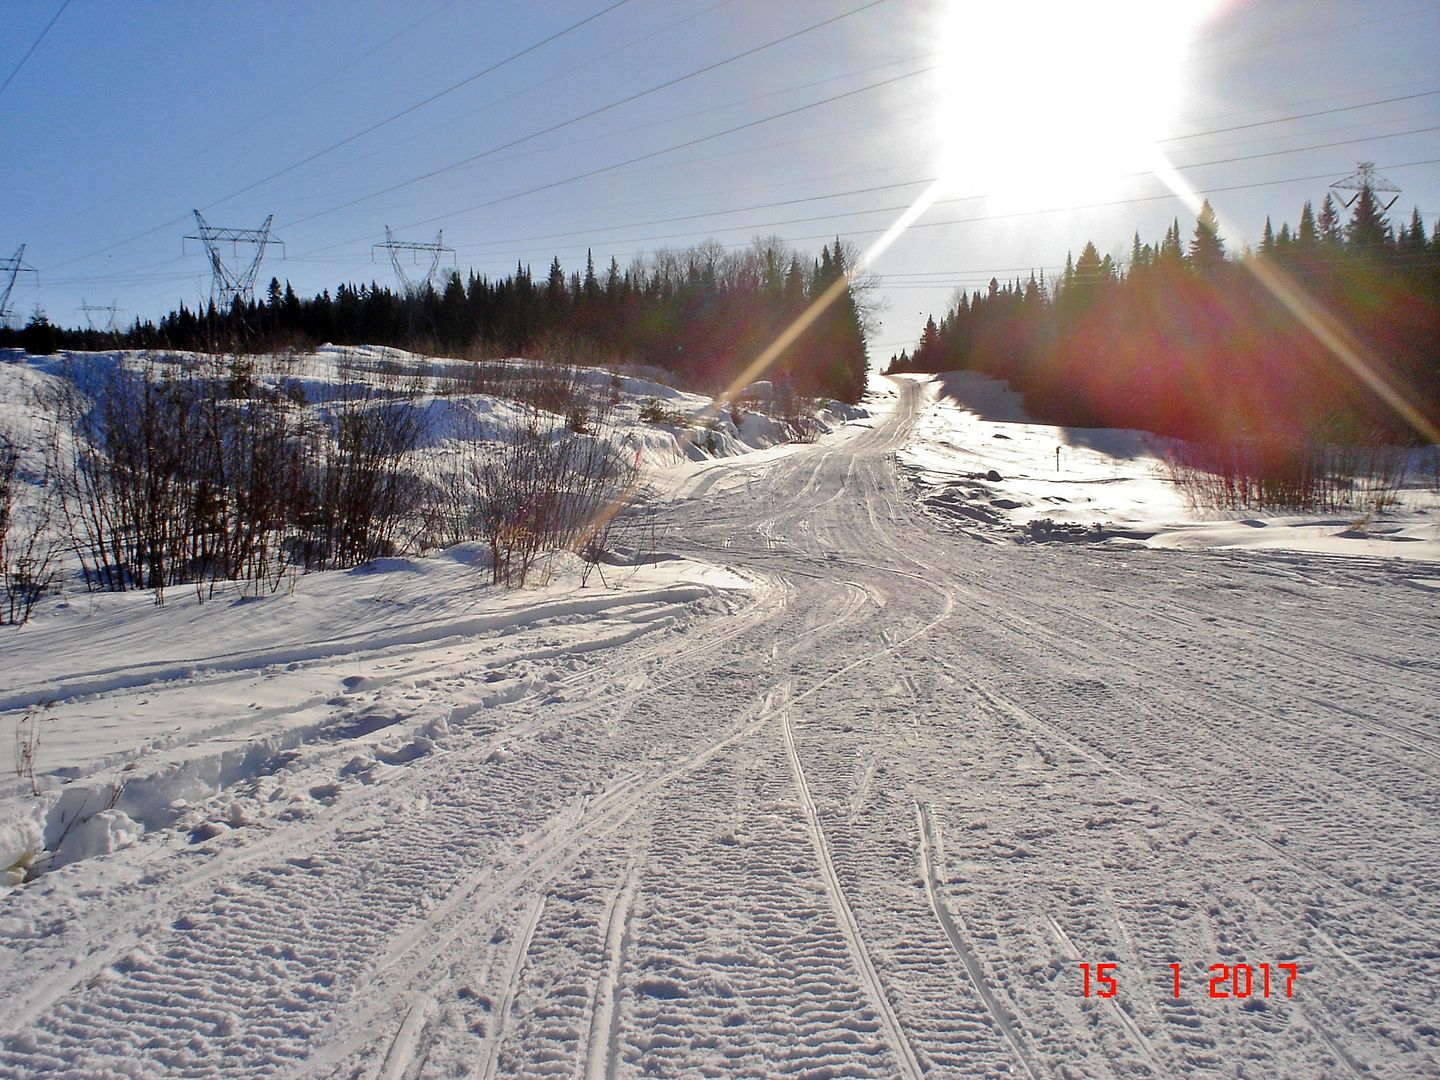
left=1159, top=88, right=1440, bottom=144
left=40, top=0, right=639, bottom=274
left=767, top=158, right=1440, bottom=251
left=33, top=0, right=466, bottom=235
left=456, top=157, right=1440, bottom=271
left=278, top=0, right=897, bottom=232
left=270, top=0, right=742, bottom=194
left=260, top=45, right=930, bottom=207
left=431, top=115, right=1440, bottom=256
left=1189, top=3, right=1440, bottom=63
left=291, top=61, right=935, bottom=259
left=0, top=0, right=74, bottom=102
left=204, top=0, right=642, bottom=213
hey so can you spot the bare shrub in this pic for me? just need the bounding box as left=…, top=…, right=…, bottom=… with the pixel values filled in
left=47, top=350, right=430, bottom=601
left=298, top=354, right=427, bottom=570
left=425, top=362, right=639, bottom=587
left=474, top=398, right=637, bottom=587
left=1, top=430, right=60, bottom=625
left=1165, top=435, right=1410, bottom=513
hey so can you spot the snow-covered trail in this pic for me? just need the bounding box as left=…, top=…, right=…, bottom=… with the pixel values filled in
left=3, top=378, right=1438, bottom=1077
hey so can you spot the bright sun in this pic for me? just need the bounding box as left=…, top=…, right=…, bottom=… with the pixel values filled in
left=934, top=1, right=1216, bottom=205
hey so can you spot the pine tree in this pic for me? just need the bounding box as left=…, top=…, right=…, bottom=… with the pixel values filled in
left=1159, top=220, right=1185, bottom=263
left=918, top=315, right=939, bottom=361
left=1345, top=183, right=1390, bottom=250
left=1189, top=199, right=1226, bottom=271
left=1402, top=207, right=1427, bottom=252
left=1318, top=194, right=1342, bottom=247
left=1261, top=217, right=1275, bottom=256
left=546, top=257, right=566, bottom=303
left=582, top=249, right=600, bottom=300
left=1297, top=201, right=1317, bottom=248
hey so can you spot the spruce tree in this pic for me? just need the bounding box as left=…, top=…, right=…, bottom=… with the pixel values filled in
left=1189, top=199, right=1226, bottom=271
left=1297, top=201, right=1317, bottom=248
left=1318, top=194, right=1342, bottom=247
left=1345, top=183, right=1390, bottom=250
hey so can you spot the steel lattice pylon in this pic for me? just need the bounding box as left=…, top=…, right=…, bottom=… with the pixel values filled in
left=1, top=244, right=38, bottom=328
left=184, top=211, right=284, bottom=310
left=80, top=299, right=121, bottom=333
left=1330, top=162, right=1402, bottom=212
left=373, top=226, right=454, bottom=297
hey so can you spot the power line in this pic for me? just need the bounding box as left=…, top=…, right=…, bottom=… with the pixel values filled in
left=204, top=0, right=643, bottom=215
left=278, top=0, right=898, bottom=233
left=0, top=0, right=74, bottom=102
left=468, top=157, right=1440, bottom=271
left=411, top=67, right=934, bottom=229
left=1159, top=88, right=1440, bottom=144
left=267, top=0, right=742, bottom=197
left=39, top=0, right=639, bottom=275
left=291, top=61, right=934, bottom=261
left=434, top=126, right=1440, bottom=259
left=32, top=0, right=466, bottom=236
left=284, top=82, right=1438, bottom=265
left=779, top=158, right=1440, bottom=250
left=1189, top=3, right=1440, bottom=64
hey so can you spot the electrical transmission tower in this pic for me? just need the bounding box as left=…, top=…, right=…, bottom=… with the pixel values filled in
left=1330, top=162, right=1401, bottom=212
left=79, top=299, right=122, bottom=333
left=184, top=211, right=283, bottom=310
left=372, top=227, right=454, bottom=297
left=1, top=244, right=38, bottom=328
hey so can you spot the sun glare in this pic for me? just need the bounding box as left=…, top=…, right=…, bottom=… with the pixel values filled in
left=934, top=1, right=1216, bottom=205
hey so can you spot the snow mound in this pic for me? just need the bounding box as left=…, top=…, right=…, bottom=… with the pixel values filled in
left=897, top=371, right=1440, bottom=561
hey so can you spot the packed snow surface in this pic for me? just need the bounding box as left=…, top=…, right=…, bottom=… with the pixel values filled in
left=1, top=364, right=1438, bottom=1077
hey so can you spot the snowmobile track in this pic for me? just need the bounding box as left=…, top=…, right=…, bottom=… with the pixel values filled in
left=916, top=803, right=1043, bottom=1080
left=783, top=706, right=925, bottom=1080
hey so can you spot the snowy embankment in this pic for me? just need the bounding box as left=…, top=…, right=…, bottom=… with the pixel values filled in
left=892, top=370, right=1440, bottom=561
left=1, top=346, right=860, bottom=886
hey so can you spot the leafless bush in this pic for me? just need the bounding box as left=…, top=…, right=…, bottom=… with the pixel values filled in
left=435, top=359, right=495, bottom=398
left=423, top=363, right=639, bottom=587
left=297, top=354, right=427, bottom=570
left=47, top=351, right=430, bottom=601
left=1164, top=436, right=1410, bottom=513
left=474, top=396, right=637, bottom=587
left=1, top=431, right=60, bottom=625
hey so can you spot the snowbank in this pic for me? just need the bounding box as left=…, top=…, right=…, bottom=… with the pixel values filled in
left=896, top=371, right=1440, bottom=561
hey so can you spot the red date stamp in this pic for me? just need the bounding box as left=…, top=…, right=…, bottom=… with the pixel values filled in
left=1079, top=962, right=1300, bottom=999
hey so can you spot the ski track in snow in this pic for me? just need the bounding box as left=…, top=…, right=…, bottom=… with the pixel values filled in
left=2, top=378, right=1438, bottom=1077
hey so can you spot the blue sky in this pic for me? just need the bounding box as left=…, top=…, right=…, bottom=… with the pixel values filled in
left=5, top=0, right=1438, bottom=357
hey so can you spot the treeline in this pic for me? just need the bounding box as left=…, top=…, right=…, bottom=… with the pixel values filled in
left=6, top=238, right=870, bottom=404
left=890, top=187, right=1440, bottom=445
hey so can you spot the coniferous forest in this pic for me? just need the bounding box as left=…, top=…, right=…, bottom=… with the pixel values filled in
left=889, top=188, right=1440, bottom=449
left=3, top=238, right=870, bottom=405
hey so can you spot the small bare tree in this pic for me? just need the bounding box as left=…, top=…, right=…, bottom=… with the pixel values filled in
left=1, top=429, right=60, bottom=626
